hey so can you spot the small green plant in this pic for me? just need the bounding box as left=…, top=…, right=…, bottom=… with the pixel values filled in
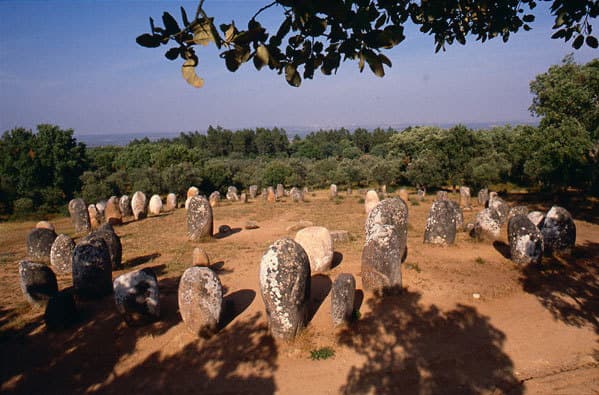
left=309, top=347, right=335, bottom=360
left=475, top=257, right=486, bottom=265
left=405, top=262, right=421, bottom=273
left=409, top=198, right=420, bottom=206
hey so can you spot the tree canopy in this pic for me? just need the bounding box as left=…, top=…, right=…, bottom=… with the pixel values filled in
left=137, top=0, right=598, bottom=87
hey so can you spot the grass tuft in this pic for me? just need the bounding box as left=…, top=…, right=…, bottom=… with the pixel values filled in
left=309, top=347, right=335, bottom=360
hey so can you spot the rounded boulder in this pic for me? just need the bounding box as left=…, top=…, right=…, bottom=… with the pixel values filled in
left=294, top=226, right=334, bottom=273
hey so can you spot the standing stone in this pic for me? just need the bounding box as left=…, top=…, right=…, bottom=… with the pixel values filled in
left=259, top=238, right=311, bottom=340
left=18, top=260, right=58, bottom=307
left=50, top=234, right=75, bottom=275
left=249, top=185, right=258, bottom=199
left=192, top=247, right=210, bottom=266
left=417, top=188, right=426, bottom=201
left=361, top=224, right=403, bottom=292
left=448, top=200, right=464, bottom=230
left=528, top=211, right=545, bottom=227
left=508, top=215, right=544, bottom=265
left=398, top=188, right=409, bottom=203
left=541, top=206, right=576, bottom=255
left=478, top=189, right=489, bottom=207
left=364, top=198, right=408, bottom=262
left=95, top=200, right=107, bottom=217
left=294, top=226, right=334, bottom=274
left=209, top=191, right=220, bottom=208
left=113, top=268, right=160, bottom=326
left=68, top=198, right=91, bottom=233
left=459, top=186, right=471, bottom=208
left=187, top=186, right=199, bottom=199
left=303, top=186, right=309, bottom=194
left=276, top=184, right=285, bottom=199
left=187, top=195, right=213, bottom=241
left=165, top=193, right=177, bottom=211
left=262, top=188, right=268, bottom=201
left=489, top=195, right=509, bottom=225
left=178, top=266, right=223, bottom=337
left=424, top=200, right=457, bottom=245
left=364, top=190, right=380, bottom=215
left=131, top=191, right=147, bottom=220
left=44, top=290, right=78, bottom=330
left=347, top=188, right=352, bottom=195
left=87, top=223, right=122, bottom=270
left=240, top=193, right=248, bottom=203
left=27, top=228, right=57, bottom=262
left=381, top=185, right=387, bottom=194
left=105, top=196, right=122, bottom=226
left=330, top=184, right=338, bottom=198
left=119, top=195, right=132, bottom=217
left=226, top=186, right=239, bottom=201
left=267, top=187, right=276, bottom=202
left=290, top=187, right=303, bottom=202
left=36, top=221, right=55, bottom=231
left=88, top=204, right=102, bottom=229
left=508, top=206, right=529, bottom=223
left=436, top=191, right=448, bottom=201
left=72, top=237, right=112, bottom=298
left=470, top=208, right=501, bottom=240
left=149, top=194, right=162, bottom=215
left=331, top=273, right=356, bottom=326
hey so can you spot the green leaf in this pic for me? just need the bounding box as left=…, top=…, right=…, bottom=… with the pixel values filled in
left=165, top=47, right=180, bottom=60
left=572, top=34, right=584, bottom=49
left=136, top=33, right=161, bottom=48
left=285, top=64, right=301, bottom=87
left=181, top=59, right=204, bottom=88
left=586, top=35, right=598, bottom=48
left=162, top=12, right=180, bottom=36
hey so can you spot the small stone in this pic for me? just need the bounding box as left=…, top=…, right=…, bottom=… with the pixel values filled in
left=19, top=260, right=58, bottom=307
left=27, top=228, right=57, bottom=262
left=364, top=190, right=380, bottom=215
left=330, top=184, right=338, bottom=198
left=187, top=196, right=213, bottom=241
left=330, top=230, right=350, bottom=243
left=36, top=221, right=55, bottom=231
left=131, top=191, right=147, bottom=220
left=105, top=196, right=122, bottom=225
left=148, top=194, right=162, bottom=215
left=113, top=268, right=160, bottom=326
left=472, top=293, right=481, bottom=299
left=192, top=247, right=210, bottom=266
left=72, top=237, right=112, bottom=298
left=331, top=273, right=356, bottom=326
left=218, top=224, right=232, bottom=235
left=165, top=193, right=177, bottom=211
left=178, top=266, right=223, bottom=337
left=50, top=234, right=75, bottom=275
left=294, top=226, right=334, bottom=273
left=245, top=220, right=259, bottom=230
left=68, top=198, right=91, bottom=233
left=44, top=290, right=78, bottom=330
left=286, top=220, right=314, bottom=232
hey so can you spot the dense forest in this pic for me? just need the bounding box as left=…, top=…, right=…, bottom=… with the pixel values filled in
left=1, top=56, right=597, bottom=217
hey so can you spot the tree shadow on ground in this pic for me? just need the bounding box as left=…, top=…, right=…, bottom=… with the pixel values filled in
left=123, top=253, right=161, bottom=268
left=220, top=289, right=256, bottom=329
left=493, top=241, right=511, bottom=259
left=213, top=227, right=242, bottom=239
left=519, top=241, right=599, bottom=334
left=308, top=274, right=331, bottom=322
left=506, top=191, right=598, bottom=224
left=337, top=289, right=523, bottom=395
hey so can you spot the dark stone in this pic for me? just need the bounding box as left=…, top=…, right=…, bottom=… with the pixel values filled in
left=364, top=198, right=408, bottom=262
left=178, top=266, right=222, bottom=337
left=27, top=228, right=57, bottom=262
left=218, top=224, right=232, bottom=234
left=187, top=196, right=213, bottom=241
left=508, top=206, right=529, bottom=223
left=72, top=237, right=112, bottom=298
left=508, top=215, right=544, bottom=265
left=361, top=224, right=403, bottom=292
left=331, top=273, right=355, bottom=326
left=541, top=206, right=576, bottom=255
left=424, top=200, right=457, bottom=245
left=68, top=198, right=91, bottom=233
left=44, top=290, right=78, bottom=330
left=259, top=238, right=310, bottom=340
left=86, top=223, right=122, bottom=269
left=18, top=260, right=58, bottom=307
left=50, top=234, right=75, bottom=275
left=113, top=268, right=160, bottom=326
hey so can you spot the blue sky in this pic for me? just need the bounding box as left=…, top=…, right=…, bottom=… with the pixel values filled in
left=0, top=1, right=596, bottom=137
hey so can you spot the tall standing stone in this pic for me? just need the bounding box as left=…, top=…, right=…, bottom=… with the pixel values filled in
left=294, top=226, right=334, bottom=273
left=364, top=190, right=380, bottom=215
left=508, top=215, right=544, bottom=265
left=240, top=193, right=248, bottom=203
left=424, top=200, right=457, bottom=245
left=105, top=196, right=122, bottom=226
left=68, top=198, right=91, bottom=233
left=478, top=188, right=489, bottom=207
left=249, top=185, right=258, bottom=199
left=331, top=273, right=356, bottom=326
left=541, top=206, right=576, bottom=255
left=187, top=195, right=213, bottom=241
left=87, top=223, right=122, bottom=270
left=50, top=234, right=75, bottom=274
left=119, top=195, right=132, bottom=217
left=226, top=186, right=239, bottom=201
left=27, top=228, right=57, bottom=262
left=18, top=260, right=58, bottom=307
left=131, top=191, right=147, bottom=220
left=361, top=223, right=403, bottom=292
left=276, top=184, right=285, bottom=199
left=88, top=204, right=102, bottom=229
left=209, top=191, right=220, bottom=208
left=72, top=237, right=112, bottom=298
left=267, top=186, right=276, bottom=202
left=113, top=268, right=160, bottom=326
left=330, top=184, right=338, bottom=198
left=165, top=193, right=177, bottom=211
left=178, top=266, right=223, bottom=337
left=259, top=238, right=311, bottom=340
left=448, top=200, right=464, bottom=231
left=364, top=197, right=408, bottom=262
left=459, top=186, right=471, bottom=208
left=290, top=187, right=303, bottom=202
left=149, top=194, right=162, bottom=215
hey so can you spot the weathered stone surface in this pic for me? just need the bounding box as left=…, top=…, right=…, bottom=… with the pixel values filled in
left=95, top=200, right=106, bottom=216
left=478, top=189, right=489, bottom=207
left=528, top=211, right=545, bottom=227
left=249, top=185, right=258, bottom=199
left=36, top=221, right=55, bottom=231
left=398, top=189, right=409, bottom=203
left=276, top=184, right=284, bottom=199
left=72, top=237, right=112, bottom=298
left=192, top=247, right=210, bottom=266
left=470, top=208, right=501, bottom=240
left=330, top=230, right=350, bottom=243
left=330, top=184, right=338, bottom=198
left=508, top=206, right=529, bottom=223
left=119, top=195, right=132, bottom=217
left=178, top=266, right=223, bottom=337
left=86, top=223, right=122, bottom=270
left=459, top=186, right=471, bottom=208
left=187, top=196, right=213, bottom=241
left=209, top=191, right=220, bottom=208
left=44, top=290, right=78, bottom=330
left=187, top=186, right=199, bottom=199
left=131, top=191, right=147, bottom=220
left=331, top=273, right=356, bottom=326
left=361, top=223, right=403, bottom=292
left=541, top=206, right=576, bottom=255
left=259, top=238, right=310, bottom=340
left=364, top=190, right=380, bottom=215
left=148, top=194, right=162, bottom=215
left=19, top=260, right=58, bottom=307
left=105, top=196, right=122, bottom=225
left=448, top=200, right=464, bottom=230
left=436, top=191, right=449, bottom=201
left=286, top=220, right=314, bottom=232
left=267, top=187, right=276, bottom=202
left=489, top=195, right=509, bottom=225
left=165, top=193, right=177, bottom=211
left=50, top=234, right=75, bottom=275
left=295, top=226, right=334, bottom=274
left=364, top=198, right=408, bottom=262
left=290, top=187, right=303, bottom=202
left=417, top=188, right=426, bottom=201
left=226, top=186, right=239, bottom=201
left=508, top=215, right=544, bottom=265
left=68, top=198, right=91, bottom=233
left=113, top=268, right=160, bottom=326
left=424, top=200, right=457, bottom=245
left=88, top=204, right=102, bottom=229
left=27, top=228, right=57, bottom=262
left=245, top=220, right=259, bottom=230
